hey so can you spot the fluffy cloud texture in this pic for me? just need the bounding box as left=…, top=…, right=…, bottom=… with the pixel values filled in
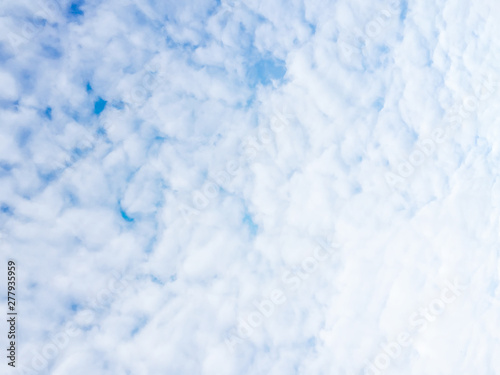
left=1, top=0, right=500, bottom=374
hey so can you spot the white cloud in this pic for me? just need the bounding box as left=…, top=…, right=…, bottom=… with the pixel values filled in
left=1, top=0, right=500, bottom=374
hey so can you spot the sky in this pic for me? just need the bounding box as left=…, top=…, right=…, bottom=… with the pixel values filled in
left=0, top=0, right=500, bottom=374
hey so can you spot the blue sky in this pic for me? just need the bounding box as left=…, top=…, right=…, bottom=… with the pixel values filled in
left=0, top=0, right=499, bottom=374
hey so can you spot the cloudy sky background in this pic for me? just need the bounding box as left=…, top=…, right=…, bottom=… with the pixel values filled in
left=1, top=0, right=500, bottom=374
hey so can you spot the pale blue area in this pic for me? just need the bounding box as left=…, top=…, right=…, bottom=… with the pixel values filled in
left=112, top=100, right=125, bottom=109
left=96, top=127, right=107, bottom=137
left=247, top=58, right=286, bottom=87
left=94, top=97, right=107, bottom=115
left=144, top=236, right=157, bottom=254
left=309, top=23, right=317, bottom=35
left=0, top=44, right=10, bottom=63
left=70, top=146, right=92, bottom=163
left=119, top=203, right=134, bottom=222
left=243, top=212, right=258, bottom=236
left=67, top=108, right=81, bottom=122
left=379, top=45, right=390, bottom=54
left=1, top=203, right=12, bottom=215
left=0, top=162, right=13, bottom=177
left=41, top=44, right=62, bottom=59
left=488, top=280, right=498, bottom=296
left=150, top=275, right=163, bottom=285
left=134, top=9, right=149, bottom=25
left=65, top=191, right=79, bottom=206
left=31, top=17, right=47, bottom=29
left=131, top=317, right=148, bottom=336
left=352, top=183, right=362, bottom=194
left=164, top=35, right=199, bottom=51
left=373, top=98, right=384, bottom=111
left=17, top=128, right=31, bottom=148
left=0, top=100, right=19, bottom=111
left=68, top=1, right=84, bottom=17
left=44, top=107, right=52, bottom=120
left=38, top=170, right=58, bottom=184
left=400, top=0, right=408, bottom=21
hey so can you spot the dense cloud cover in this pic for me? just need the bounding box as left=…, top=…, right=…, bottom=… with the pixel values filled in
left=1, top=0, right=499, bottom=374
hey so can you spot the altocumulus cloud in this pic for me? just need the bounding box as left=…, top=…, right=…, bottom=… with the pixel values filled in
left=0, top=0, right=500, bottom=374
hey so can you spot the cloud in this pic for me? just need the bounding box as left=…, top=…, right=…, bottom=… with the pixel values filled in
left=1, top=0, right=499, bottom=374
